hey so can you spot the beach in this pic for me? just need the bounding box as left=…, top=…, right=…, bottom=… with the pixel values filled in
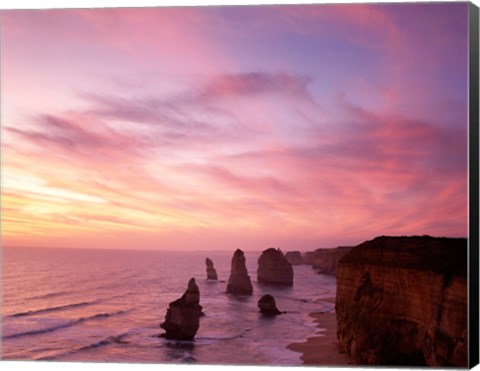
left=287, top=300, right=353, bottom=366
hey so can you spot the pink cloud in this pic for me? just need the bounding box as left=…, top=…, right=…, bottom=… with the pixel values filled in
left=4, top=70, right=468, bottom=249
left=200, top=72, right=315, bottom=100
left=2, top=7, right=233, bottom=74
left=1, top=4, right=468, bottom=250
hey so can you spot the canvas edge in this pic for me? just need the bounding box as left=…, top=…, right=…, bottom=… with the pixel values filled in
left=469, top=1, right=480, bottom=369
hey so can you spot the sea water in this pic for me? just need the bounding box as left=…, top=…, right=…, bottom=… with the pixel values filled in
left=1, top=247, right=336, bottom=365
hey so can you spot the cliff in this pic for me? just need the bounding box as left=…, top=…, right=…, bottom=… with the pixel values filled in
left=160, top=278, right=203, bottom=340
left=226, top=249, right=253, bottom=295
left=336, top=235, right=467, bottom=367
left=257, top=248, right=293, bottom=285
left=304, top=246, right=353, bottom=275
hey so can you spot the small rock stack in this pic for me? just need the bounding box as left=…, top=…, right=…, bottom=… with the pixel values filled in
left=258, top=294, right=282, bottom=316
left=160, top=278, right=203, bottom=340
left=285, top=251, right=303, bottom=265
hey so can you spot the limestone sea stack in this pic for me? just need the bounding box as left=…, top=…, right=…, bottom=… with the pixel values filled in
left=205, top=258, right=218, bottom=280
left=160, top=278, right=203, bottom=340
left=285, top=251, right=303, bottom=265
left=257, top=248, right=293, bottom=285
left=226, top=249, right=253, bottom=295
left=258, top=294, right=282, bottom=316
left=336, top=236, right=467, bottom=367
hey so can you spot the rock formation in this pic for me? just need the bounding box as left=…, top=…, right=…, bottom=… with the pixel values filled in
left=336, top=236, right=467, bottom=367
left=304, top=246, right=353, bottom=275
left=257, top=248, right=293, bottom=285
left=160, top=278, right=203, bottom=340
left=285, top=251, right=303, bottom=265
left=226, top=249, right=253, bottom=295
left=205, top=257, right=218, bottom=280
left=258, top=294, right=282, bottom=316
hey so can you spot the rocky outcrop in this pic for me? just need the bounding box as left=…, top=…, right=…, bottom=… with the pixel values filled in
left=226, top=249, right=253, bottom=295
left=160, top=278, right=203, bottom=340
left=304, top=246, right=353, bottom=275
left=336, top=236, right=467, bottom=367
left=285, top=251, right=303, bottom=265
left=258, top=294, right=282, bottom=316
left=257, top=248, right=293, bottom=285
left=205, top=258, right=218, bottom=280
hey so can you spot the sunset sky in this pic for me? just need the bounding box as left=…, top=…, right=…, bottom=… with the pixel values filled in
left=1, top=3, right=470, bottom=251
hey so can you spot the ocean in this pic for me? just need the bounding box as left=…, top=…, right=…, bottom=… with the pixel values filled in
left=1, top=247, right=336, bottom=365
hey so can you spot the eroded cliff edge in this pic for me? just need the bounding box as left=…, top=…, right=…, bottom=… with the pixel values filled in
left=304, top=246, right=353, bottom=275
left=336, top=235, right=467, bottom=367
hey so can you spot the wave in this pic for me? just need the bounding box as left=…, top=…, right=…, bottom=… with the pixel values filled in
left=10, top=300, right=99, bottom=318
left=77, top=333, right=130, bottom=351
left=26, top=290, right=71, bottom=301
left=37, top=333, right=130, bottom=361
left=197, top=334, right=244, bottom=341
left=82, top=311, right=126, bottom=321
left=3, top=322, right=74, bottom=340
left=3, top=310, right=128, bottom=340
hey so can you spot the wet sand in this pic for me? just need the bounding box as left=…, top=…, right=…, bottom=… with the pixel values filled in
left=287, top=305, right=353, bottom=366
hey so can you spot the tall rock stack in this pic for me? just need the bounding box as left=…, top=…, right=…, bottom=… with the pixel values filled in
left=336, top=236, right=467, bottom=367
left=226, top=249, right=253, bottom=295
left=257, top=248, right=293, bottom=285
left=205, top=258, right=218, bottom=280
left=160, top=278, right=203, bottom=340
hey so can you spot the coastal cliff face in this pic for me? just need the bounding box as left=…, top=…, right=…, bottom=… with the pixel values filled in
left=227, top=249, right=253, bottom=295
left=304, top=246, right=353, bottom=275
left=160, top=278, right=203, bottom=340
left=257, top=248, right=293, bottom=285
left=336, top=236, right=467, bottom=367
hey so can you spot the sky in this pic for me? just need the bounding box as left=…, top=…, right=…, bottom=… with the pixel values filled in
left=0, top=2, right=470, bottom=251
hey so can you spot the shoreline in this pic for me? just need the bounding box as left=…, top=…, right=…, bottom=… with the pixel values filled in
left=287, top=303, right=353, bottom=366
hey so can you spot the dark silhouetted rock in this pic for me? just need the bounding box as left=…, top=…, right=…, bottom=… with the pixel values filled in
left=257, top=248, right=293, bottom=285
left=304, top=246, right=353, bottom=275
left=258, top=294, right=282, bottom=316
left=205, top=258, right=218, bottom=280
left=226, top=249, right=253, bottom=295
left=285, top=251, right=303, bottom=265
left=160, top=278, right=203, bottom=340
left=336, top=236, right=467, bottom=367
